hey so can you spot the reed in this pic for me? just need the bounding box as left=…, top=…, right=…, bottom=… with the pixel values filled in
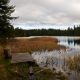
left=5, top=37, right=66, bottom=53
left=65, top=55, right=80, bottom=71
left=29, top=36, right=58, bottom=43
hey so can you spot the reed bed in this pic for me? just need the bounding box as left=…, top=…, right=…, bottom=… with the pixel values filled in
left=29, top=36, right=58, bottom=43
left=65, top=55, right=80, bottom=71
left=7, top=37, right=66, bottom=53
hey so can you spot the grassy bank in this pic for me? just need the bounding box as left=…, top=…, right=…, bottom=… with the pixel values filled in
left=3, top=37, right=66, bottom=53
left=0, top=37, right=67, bottom=80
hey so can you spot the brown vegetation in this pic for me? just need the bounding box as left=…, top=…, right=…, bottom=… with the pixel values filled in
left=5, top=37, right=66, bottom=53
left=66, top=55, right=80, bottom=71
left=29, top=36, right=58, bottom=43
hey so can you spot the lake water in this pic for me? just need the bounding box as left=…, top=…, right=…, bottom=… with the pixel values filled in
left=56, top=36, right=80, bottom=48
left=31, top=36, right=80, bottom=80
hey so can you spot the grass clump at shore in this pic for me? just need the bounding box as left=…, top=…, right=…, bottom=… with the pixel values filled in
left=29, top=36, right=58, bottom=43
left=66, top=55, right=80, bottom=71
left=0, top=46, right=8, bottom=80
left=6, top=37, right=66, bottom=53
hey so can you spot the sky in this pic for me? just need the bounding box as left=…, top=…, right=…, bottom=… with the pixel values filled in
left=10, top=0, right=80, bottom=30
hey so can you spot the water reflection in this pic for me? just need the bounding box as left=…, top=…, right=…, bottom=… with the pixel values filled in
left=32, top=49, right=75, bottom=69
left=57, top=37, right=80, bottom=49
left=32, top=49, right=80, bottom=80
left=74, top=39, right=80, bottom=45
left=68, top=39, right=74, bottom=46
left=32, top=50, right=66, bottom=69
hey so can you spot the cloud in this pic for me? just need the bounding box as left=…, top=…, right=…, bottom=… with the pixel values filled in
left=10, top=0, right=80, bottom=29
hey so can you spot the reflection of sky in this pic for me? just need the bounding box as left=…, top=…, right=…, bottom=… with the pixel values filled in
left=54, top=36, right=80, bottom=40
left=56, top=36, right=80, bottom=49
left=32, top=50, right=67, bottom=69
left=58, top=40, right=74, bottom=47
left=32, top=49, right=80, bottom=69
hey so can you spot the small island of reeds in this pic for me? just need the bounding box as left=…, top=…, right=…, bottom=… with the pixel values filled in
left=5, top=36, right=66, bottom=53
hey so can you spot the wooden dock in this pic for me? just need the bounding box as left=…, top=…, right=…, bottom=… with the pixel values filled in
left=11, top=53, right=35, bottom=63
left=11, top=53, right=36, bottom=80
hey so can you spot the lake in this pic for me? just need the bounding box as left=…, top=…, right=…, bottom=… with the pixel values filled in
left=56, top=36, right=80, bottom=48
left=31, top=36, right=80, bottom=80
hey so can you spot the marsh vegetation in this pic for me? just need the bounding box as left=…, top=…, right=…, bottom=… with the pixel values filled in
left=1, top=37, right=65, bottom=53
left=0, top=37, right=66, bottom=80
left=0, top=36, right=80, bottom=80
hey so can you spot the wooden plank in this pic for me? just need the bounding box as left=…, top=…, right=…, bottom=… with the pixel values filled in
left=11, top=53, right=35, bottom=63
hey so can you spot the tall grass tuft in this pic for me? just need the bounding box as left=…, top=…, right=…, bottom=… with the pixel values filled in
left=29, top=36, right=58, bottom=43
left=66, top=55, right=80, bottom=71
left=7, top=37, right=66, bottom=53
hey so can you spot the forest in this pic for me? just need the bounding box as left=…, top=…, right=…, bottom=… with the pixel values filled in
left=13, top=25, right=80, bottom=37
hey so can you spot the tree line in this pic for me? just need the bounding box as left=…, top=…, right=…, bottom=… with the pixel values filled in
left=14, top=25, right=80, bottom=37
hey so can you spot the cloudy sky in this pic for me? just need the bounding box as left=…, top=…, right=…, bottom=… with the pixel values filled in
left=10, top=0, right=80, bottom=30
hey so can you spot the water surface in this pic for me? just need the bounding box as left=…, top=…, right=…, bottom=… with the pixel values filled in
left=31, top=36, right=80, bottom=80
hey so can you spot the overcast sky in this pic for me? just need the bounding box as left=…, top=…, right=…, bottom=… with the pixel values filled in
left=10, top=0, right=80, bottom=30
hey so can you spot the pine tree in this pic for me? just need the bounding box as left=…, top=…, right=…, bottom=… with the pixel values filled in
left=0, top=0, right=18, bottom=39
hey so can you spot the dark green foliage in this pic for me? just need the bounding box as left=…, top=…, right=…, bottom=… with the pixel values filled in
left=0, top=0, right=17, bottom=39
left=13, top=27, right=73, bottom=37
left=14, top=25, right=80, bottom=37
left=74, top=25, right=80, bottom=36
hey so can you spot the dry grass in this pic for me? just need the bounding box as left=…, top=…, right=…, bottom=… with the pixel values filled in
left=15, top=36, right=58, bottom=42
left=0, top=46, right=8, bottom=80
left=66, top=55, right=80, bottom=70
left=29, top=36, right=58, bottom=43
left=5, top=37, right=66, bottom=53
left=0, top=65, right=8, bottom=80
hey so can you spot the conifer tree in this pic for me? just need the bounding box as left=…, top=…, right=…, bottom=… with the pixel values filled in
left=0, top=0, right=17, bottom=39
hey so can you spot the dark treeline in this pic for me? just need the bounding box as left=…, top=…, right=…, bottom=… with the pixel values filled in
left=14, top=25, right=80, bottom=37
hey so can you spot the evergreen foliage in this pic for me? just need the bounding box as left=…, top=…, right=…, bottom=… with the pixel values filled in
left=0, top=0, right=17, bottom=39
left=13, top=25, right=80, bottom=37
